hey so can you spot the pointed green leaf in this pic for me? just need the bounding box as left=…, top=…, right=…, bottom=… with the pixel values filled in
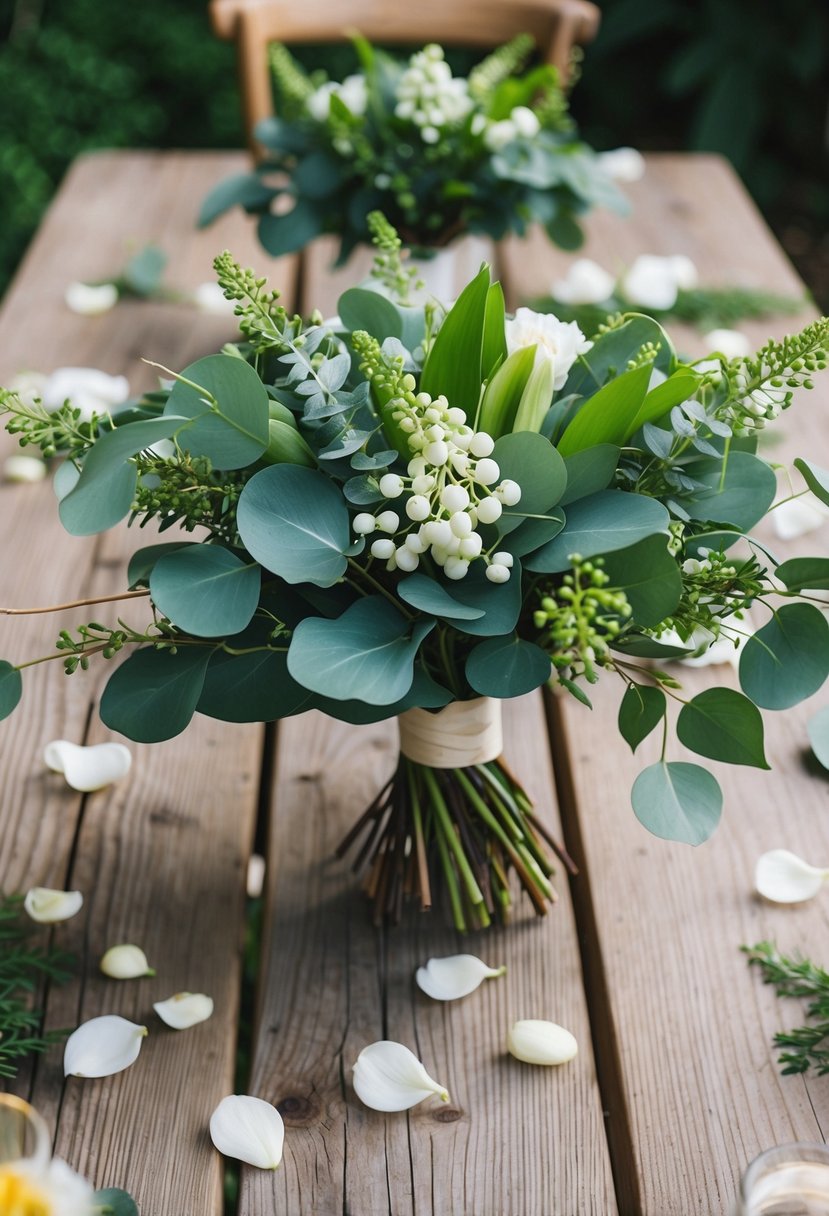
left=128, top=542, right=196, bottom=589
left=677, top=688, right=769, bottom=768
left=618, top=685, right=666, bottom=753
left=165, top=354, right=269, bottom=470
left=632, top=761, right=723, bottom=845
left=482, top=281, right=508, bottom=381
left=776, top=557, right=829, bottom=592
left=557, top=363, right=652, bottom=456
left=794, top=458, right=829, bottom=507
left=420, top=265, right=490, bottom=408
left=150, top=547, right=260, bottom=637
left=100, top=646, right=213, bottom=742
left=512, top=357, right=556, bottom=435
left=198, top=649, right=313, bottom=722
left=628, top=368, right=702, bottom=435
left=478, top=345, right=537, bottom=439
left=739, top=603, right=829, bottom=709
left=0, top=661, right=22, bottom=721
left=562, top=313, right=676, bottom=400
left=465, top=634, right=551, bottom=697
left=560, top=445, right=619, bottom=505
left=441, top=559, right=523, bottom=637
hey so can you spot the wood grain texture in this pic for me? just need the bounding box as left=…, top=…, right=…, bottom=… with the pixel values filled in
left=240, top=701, right=617, bottom=1216
left=502, top=153, right=829, bottom=1215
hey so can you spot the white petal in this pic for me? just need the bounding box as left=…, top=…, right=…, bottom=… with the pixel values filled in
left=44, top=739, right=132, bottom=792
left=507, top=1019, right=578, bottom=1065
left=193, top=281, right=237, bottom=315
left=3, top=455, right=47, bottom=483
left=703, top=328, right=751, bottom=360
left=246, top=853, right=266, bottom=898
left=551, top=258, right=616, bottom=306
left=64, top=1015, right=147, bottom=1078
left=154, top=992, right=214, bottom=1029
left=209, top=1095, right=284, bottom=1169
left=755, top=849, right=829, bottom=904
left=9, top=370, right=48, bottom=406
left=772, top=497, right=829, bottom=540
left=100, top=944, right=155, bottom=978
left=11, top=1157, right=96, bottom=1214
left=64, top=281, right=119, bottom=316
left=24, top=887, right=84, bottom=924
left=622, top=255, right=679, bottom=311
left=415, top=954, right=506, bottom=1001
left=41, top=367, right=130, bottom=424
left=598, top=147, right=646, bottom=182
left=352, top=1041, right=449, bottom=1111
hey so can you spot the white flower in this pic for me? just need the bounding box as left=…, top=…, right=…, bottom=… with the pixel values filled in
left=668, top=255, right=698, bottom=291
left=772, top=496, right=829, bottom=540
left=755, top=849, right=829, bottom=904
left=352, top=1041, right=449, bottom=1111
left=100, top=944, right=155, bottom=979
left=154, top=992, right=214, bottom=1029
left=64, top=281, right=119, bottom=316
left=8, top=370, right=48, bottom=406
left=64, top=1015, right=147, bottom=1078
left=3, top=454, right=47, bottom=483
left=0, top=1156, right=96, bottom=1215
left=210, top=1095, right=285, bottom=1169
left=44, top=739, right=132, bottom=792
left=193, top=281, right=236, bottom=315
left=551, top=258, right=616, bottom=305
left=507, top=1019, right=578, bottom=1065
left=505, top=307, right=592, bottom=389
left=40, top=367, right=130, bottom=424
left=510, top=106, right=540, bottom=139
left=703, top=328, right=751, bottom=360
left=24, top=888, right=84, bottom=924
left=307, top=74, right=367, bottom=121
left=622, top=255, right=687, bottom=311
left=598, top=146, right=646, bottom=182
left=415, top=954, right=506, bottom=1001
left=484, top=119, right=517, bottom=151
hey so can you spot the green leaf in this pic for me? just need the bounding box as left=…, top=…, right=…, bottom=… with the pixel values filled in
left=315, top=666, right=453, bottom=724
left=794, top=458, right=829, bottom=507
left=100, top=646, right=213, bottom=742
left=257, top=201, right=322, bottom=257
left=600, top=534, right=682, bottom=627
left=563, top=314, right=676, bottom=400
left=524, top=490, right=670, bottom=574
left=165, top=354, right=269, bottom=470
left=492, top=430, right=567, bottom=534
left=618, top=684, right=666, bottom=753
left=199, top=172, right=275, bottom=226
left=545, top=212, right=584, bottom=251
left=679, top=452, right=777, bottom=532
left=441, top=559, right=523, bottom=637
left=631, top=761, right=723, bottom=845
left=420, top=265, right=490, bottom=408
left=150, top=547, right=260, bottom=637
left=236, top=465, right=350, bottom=587
left=287, top=597, right=434, bottom=705
left=59, top=416, right=189, bottom=536
left=477, top=345, right=537, bottom=439
left=739, top=603, right=829, bottom=709
left=198, top=649, right=313, bottom=722
left=557, top=363, right=652, bottom=456
left=677, top=688, right=769, bottom=768
left=127, top=542, right=195, bottom=589
left=630, top=368, right=703, bottom=433
left=93, top=1189, right=139, bottom=1216
left=807, top=705, right=829, bottom=770
left=560, top=444, right=619, bottom=505
left=776, top=557, right=829, bottom=592
left=465, top=634, right=551, bottom=698
left=397, top=574, right=485, bottom=621
left=0, top=661, right=22, bottom=721
left=512, top=357, right=556, bottom=435
left=338, top=288, right=402, bottom=342
left=508, top=510, right=566, bottom=557
left=482, top=281, right=508, bottom=380
left=122, top=246, right=166, bottom=297
left=293, top=150, right=343, bottom=199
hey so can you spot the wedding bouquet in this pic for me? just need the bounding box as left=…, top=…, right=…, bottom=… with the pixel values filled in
left=200, top=35, right=626, bottom=262
left=1, top=219, right=827, bottom=932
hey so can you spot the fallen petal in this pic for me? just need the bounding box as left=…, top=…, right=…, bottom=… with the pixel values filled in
left=772, top=497, right=829, bottom=541
left=598, top=147, right=646, bottom=183
left=507, top=1019, right=578, bottom=1066
left=209, top=1095, right=284, bottom=1169
left=64, top=1015, right=147, bottom=1078
left=755, top=849, right=828, bottom=904
left=246, top=853, right=266, bottom=899
left=24, top=887, right=84, bottom=924
left=64, top=282, right=119, bottom=316
left=415, top=954, right=506, bottom=1001
left=100, top=944, right=155, bottom=979
left=44, top=739, right=132, bottom=792
left=352, top=1041, right=449, bottom=1111
left=193, top=281, right=237, bottom=315
left=154, top=992, right=214, bottom=1029
left=703, top=328, right=751, bottom=360
left=3, top=455, right=47, bottom=483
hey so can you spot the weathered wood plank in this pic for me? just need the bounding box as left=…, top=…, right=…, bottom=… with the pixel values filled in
left=502, top=153, right=829, bottom=1215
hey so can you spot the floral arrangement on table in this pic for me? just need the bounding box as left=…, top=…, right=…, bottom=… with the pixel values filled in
left=200, top=36, right=627, bottom=261
left=1, top=217, right=828, bottom=932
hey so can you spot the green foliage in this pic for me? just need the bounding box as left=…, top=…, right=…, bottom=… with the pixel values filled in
left=524, top=489, right=670, bottom=573
left=93, top=1189, right=140, bottom=1216
left=465, top=634, right=551, bottom=697
left=676, top=688, right=768, bottom=768
left=100, top=645, right=213, bottom=742
left=808, top=705, right=829, bottom=770
left=631, top=760, right=722, bottom=845
left=149, top=546, right=261, bottom=638
left=618, top=684, right=666, bottom=752
left=744, top=942, right=829, bottom=1075
left=739, top=604, right=829, bottom=710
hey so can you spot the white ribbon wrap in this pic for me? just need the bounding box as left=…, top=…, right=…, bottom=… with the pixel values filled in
left=398, top=697, right=502, bottom=768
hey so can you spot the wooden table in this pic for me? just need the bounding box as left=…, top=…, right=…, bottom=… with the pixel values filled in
left=0, top=151, right=827, bottom=1216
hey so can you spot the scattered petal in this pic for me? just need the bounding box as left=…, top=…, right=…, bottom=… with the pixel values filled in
left=210, top=1095, right=285, bottom=1169
left=40, top=367, right=130, bottom=424
left=100, top=944, right=156, bottom=979
left=622, top=255, right=685, bottom=311
left=154, top=992, right=214, bottom=1029
left=65, top=281, right=119, bottom=316
left=192, top=281, right=237, bottom=315
left=507, top=1019, right=578, bottom=1065
left=703, top=328, right=751, bottom=360
left=3, top=455, right=47, bottom=483
left=551, top=258, right=616, bottom=306
left=64, top=1015, right=147, bottom=1078
left=24, top=887, right=84, bottom=924
left=755, top=849, right=829, bottom=904
left=772, top=496, right=829, bottom=541
left=598, top=146, right=646, bottom=182
left=44, top=739, right=132, bottom=792
left=415, top=954, right=506, bottom=1001
left=246, top=853, right=266, bottom=899
left=8, top=370, right=48, bottom=406
left=352, top=1041, right=449, bottom=1111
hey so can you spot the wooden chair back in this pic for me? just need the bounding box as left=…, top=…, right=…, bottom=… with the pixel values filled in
left=210, top=0, right=601, bottom=147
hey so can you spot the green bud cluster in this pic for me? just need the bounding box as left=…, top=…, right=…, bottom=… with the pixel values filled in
left=212, top=252, right=303, bottom=354
left=268, top=45, right=314, bottom=118
left=468, top=34, right=535, bottom=103
left=627, top=341, right=660, bottom=371
left=534, top=557, right=632, bottom=683
left=130, top=453, right=247, bottom=543
left=0, top=391, right=100, bottom=460
left=367, top=211, right=424, bottom=305
left=712, top=319, right=828, bottom=436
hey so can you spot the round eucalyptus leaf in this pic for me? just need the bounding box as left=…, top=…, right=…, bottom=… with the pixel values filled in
left=524, top=490, right=669, bottom=574
left=198, top=648, right=314, bottom=722
left=150, top=547, right=260, bottom=637
left=618, top=684, right=666, bottom=753
left=127, top=542, right=196, bottom=589
left=560, top=445, right=619, bottom=505
left=775, top=557, right=829, bottom=593
left=237, top=465, right=350, bottom=588
left=315, top=666, right=453, bottom=725
left=491, top=431, right=567, bottom=535
left=507, top=511, right=565, bottom=557
left=100, top=646, right=213, bottom=742
left=631, top=761, right=722, bottom=845
left=808, top=705, right=829, bottom=770
left=679, top=451, right=777, bottom=532
left=397, top=574, right=484, bottom=621
left=794, top=457, right=829, bottom=507
left=739, top=604, right=829, bottom=710
left=465, top=635, right=552, bottom=698
left=441, top=559, right=523, bottom=637
left=0, top=661, right=22, bottom=721
left=677, top=688, right=769, bottom=769
left=164, top=354, right=269, bottom=470
left=93, top=1189, right=139, bottom=1216
left=338, top=288, right=403, bottom=342
left=600, top=534, right=682, bottom=628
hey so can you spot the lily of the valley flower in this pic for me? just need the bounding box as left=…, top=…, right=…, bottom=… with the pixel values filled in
left=505, top=307, right=592, bottom=388
left=416, top=954, right=506, bottom=1001
left=551, top=258, right=616, bottom=305
left=352, top=1041, right=449, bottom=1111
left=598, top=146, right=646, bottom=182
left=209, top=1095, right=285, bottom=1169
left=64, top=281, right=119, bottom=316
left=100, top=944, right=155, bottom=979
left=507, top=1019, right=578, bottom=1065
left=24, top=887, right=84, bottom=924
left=64, top=1015, right=147, bottom=1078
left=755, top=849, right=829, bottom=904
left=154, top=992, right=214, bottom=1029
left=3, top=454, right=47, bottom=483
left=622, top=254, right=698, bottom=311
left=44, top=739, right=132, bottom=792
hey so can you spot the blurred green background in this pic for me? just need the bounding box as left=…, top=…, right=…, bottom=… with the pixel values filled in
left=1, top=0, right=827, bottom=303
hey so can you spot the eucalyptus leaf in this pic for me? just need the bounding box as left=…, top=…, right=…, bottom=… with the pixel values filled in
left=601, top=534, right=682, bottom=627
left=442, top=559, right=523, bottom=637
left=339, top=288, right=402, bottom=341
left=93, top=1189, right=139, bottom=1216
left=492, top=430, right=567, bottom=533
left=397, top=574, right=485, bottom=621
left=560, top=445, right=619, bottom=505
left=524, top=490, right=670, bottom=574
left=808, top=705, right=829, bottom=770
left=150, top=547, right=260, bottom=638
left=258, top=201, right=323, bottom=256
left=776, top=557, right=829, bottom=592
left=618, top=684, right=666, bottom=753
left=465, top=634, right=551, bottom=698
left=198, top=173, right=276, bottom=226
left=128, top=542, right=195, bottom=588
left=0, top=661, right=22, bottom=721
left=164, top=354, right=269, bottom=470
left=739, top=603, right=829, bottom=709
left=678, top=451, right=776, bottom=532
left=794, top=457, right=829, bottom=507
left=631, top=761, right=723, bottom=845
left=507, top=510, right=566, bottom=557
left=198, top=648, right=313, bottom=722
left=677, top=688, right=769, bottom=768
left=100, top=646, right=213, bottom=742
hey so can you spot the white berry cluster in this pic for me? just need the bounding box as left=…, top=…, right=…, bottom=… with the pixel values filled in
left=352, top=389, right=521, bottom=582
left=394, top=45, right=473, bottom=144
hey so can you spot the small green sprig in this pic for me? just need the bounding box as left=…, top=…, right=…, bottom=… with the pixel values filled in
left=744, top=941, right=829, bottom=1075
left=535, top=557, right=632, bottom=684
left=213, top=251, right=303, bottom=353
left=268, top=44, right=314, bottom=118
left=712, top=318, right=828, bottom=435
left=0, top=389, right=103, bottom=460
left=468, top=34, right=535, bottom=103
left=130, top=451, right=248, bottom=542
left=368, top=210, right=424, bottom=305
